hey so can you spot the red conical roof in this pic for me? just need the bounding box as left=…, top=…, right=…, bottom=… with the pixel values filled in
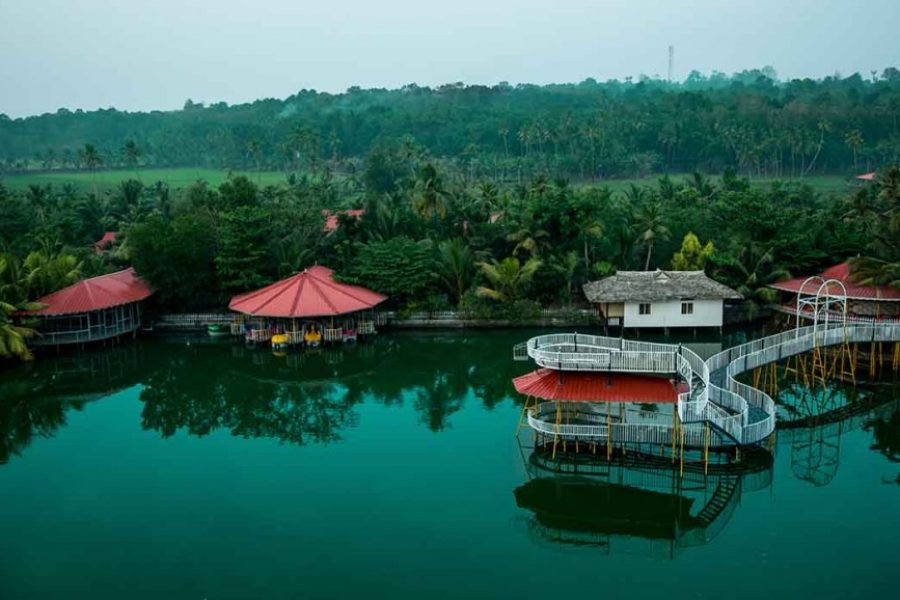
left=23, top=268, right=153, bottom=316
left=228, top=265, right=386, bottom=318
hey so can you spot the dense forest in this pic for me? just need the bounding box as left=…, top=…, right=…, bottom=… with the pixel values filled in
left=4, top=68, right=900, bottom=180
left=2, top=152, right=899, bottom=360
left=2, top=68, right=900, bottom=361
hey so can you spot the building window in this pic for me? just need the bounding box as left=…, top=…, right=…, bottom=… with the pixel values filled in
left=681, top=301, right=694, bottom=315
left=639, top=303, right=652, bottom=315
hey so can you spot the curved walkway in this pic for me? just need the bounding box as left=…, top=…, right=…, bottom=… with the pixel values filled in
left=517, top=324, right=900, bottom=447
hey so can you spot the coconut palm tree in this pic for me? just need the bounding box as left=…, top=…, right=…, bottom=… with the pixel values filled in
left=0, top=299, right=43, bottom=360
left=435, top=239, right=475, bottom=306
left=412, top=163, right=449, bottom=224
left=633, top=202, right=670, bottom=270
left=22, top=250, right=82, bottom=298
left=849, top=257, right=900, bottom=290
left=122, top=140, right=141, bottom=173
left=711, top=245, right=790, bottom=320
left=553, top=251, right=580, bottom=305
left=0, top=255, right=44, bottom=360
left=79, top=143, right=104, bottom=196
left=476, top=256, right=542, bottom=303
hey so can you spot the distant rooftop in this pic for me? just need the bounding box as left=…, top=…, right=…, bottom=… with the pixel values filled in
left=583, top=270, right=742, bottom=303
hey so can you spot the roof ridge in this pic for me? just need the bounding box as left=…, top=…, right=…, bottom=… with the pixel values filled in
left=308, top=272, right=340, bottom=315
left=311, top=269, right=381, bottom=305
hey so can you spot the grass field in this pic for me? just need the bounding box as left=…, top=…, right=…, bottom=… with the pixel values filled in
left=0, top=168, right=290, bottom=192
left=591, top=174, right=852, bottom=195
left=0, top=167, right=855, bottom=196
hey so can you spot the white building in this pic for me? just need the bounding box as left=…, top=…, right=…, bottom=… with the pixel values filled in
left=582, top=270, right=742, bottom=329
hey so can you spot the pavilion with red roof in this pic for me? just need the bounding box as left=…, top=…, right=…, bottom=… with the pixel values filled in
left=228, top=265, right=387, bottom=346
left=19, top=267, right=153, bottom=346
left=769, top=261, right=900, bottom=323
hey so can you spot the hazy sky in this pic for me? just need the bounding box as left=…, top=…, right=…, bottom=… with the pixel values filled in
left=2, top=0, right=898, bottom=118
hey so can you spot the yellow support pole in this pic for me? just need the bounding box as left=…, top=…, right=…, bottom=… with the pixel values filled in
left=607, top=400, right=612, bottom=461
left=671, top=407, right=677, bottom=464
left=704, top=422, right=710, bottom=475
left=870, top=342, right=877, bottom=378
left=515, top=396, right=532, bottom=437
left=552, top=401, right=561, bottom=460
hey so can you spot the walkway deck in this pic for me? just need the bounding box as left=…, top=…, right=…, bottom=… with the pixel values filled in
left=517, top=324, right=900, bottom=448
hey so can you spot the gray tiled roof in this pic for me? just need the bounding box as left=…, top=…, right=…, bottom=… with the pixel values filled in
left=583, top=270, right=742, bottom=303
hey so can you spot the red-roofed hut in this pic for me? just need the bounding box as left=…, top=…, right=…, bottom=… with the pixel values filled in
left=322, top=209, right=365, bottom=233
left=769, top=261, right=900, bottom=323
left=19, top=268, right=153, bottom=346
left=228, top=265, right=387, bottom=347
left=94, top=231, right=118, bottom=254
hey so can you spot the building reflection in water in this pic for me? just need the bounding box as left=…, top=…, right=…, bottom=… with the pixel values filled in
left=513, top=445, right=773, bottom=558
left=0, top=331, right=525, bottom=461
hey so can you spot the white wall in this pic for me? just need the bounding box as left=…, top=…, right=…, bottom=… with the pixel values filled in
left=623, top=299, right=723, bottom=328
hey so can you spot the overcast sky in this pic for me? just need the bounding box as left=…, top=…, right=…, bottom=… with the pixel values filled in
left=1, top=0, right=898, bottom=118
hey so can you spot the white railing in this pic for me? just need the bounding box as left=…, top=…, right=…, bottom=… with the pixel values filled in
left=706, top=323, right=900, bottom=445
left=518, top=323, right=900, bottom=447
left=34, top=319, right=140, bottom=346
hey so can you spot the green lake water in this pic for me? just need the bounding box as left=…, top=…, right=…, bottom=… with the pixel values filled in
left=1, top=330, right=899, bottom=599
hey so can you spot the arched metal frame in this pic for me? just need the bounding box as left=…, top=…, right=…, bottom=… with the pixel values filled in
left=795, top=276, right=848, bottom=341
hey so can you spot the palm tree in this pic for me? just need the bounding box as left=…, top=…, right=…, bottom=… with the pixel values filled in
left=79, top=143, right=104, bottom=196
left=844, top=130, right=864, bottom=170
left=25, top=184, right=52, bottom=224
left=245, top=139, right=263, bottom=182
left=112, top=179, right=146, bottom=225
left=711, top=245, right=790, bottom=320
left=412, top=163, right=449, bottom=225
left=21, top=250, right=82, bottom=298
left=122, top=140, right=141, bottom=173
left=553, top=251, right=580, bottom=305
left=573, top=204, right=604, bottom=269
left=633, top=202, right=670, bottom=270
left=0, top=255, right=44, bottom=360
left=849, top=257, right=900, bottom=290
left=476, top=256, right=542, bottom=303
left=435, top=239, right=475, bottom=306
left=0, top=300, right=42, bottom=360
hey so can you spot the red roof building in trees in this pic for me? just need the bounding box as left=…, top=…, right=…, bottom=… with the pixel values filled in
left=94, top=231, right=118, bottom=254
left=24, top=268, right=153, bottom=316
left=769, top=261, right=900, bottom=322
left=322, top=209, right=366, bottom=233
left=18, top=268, right=153, bottom=346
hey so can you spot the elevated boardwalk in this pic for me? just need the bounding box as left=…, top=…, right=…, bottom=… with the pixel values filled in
left=516, top=323, right=900, bottom=448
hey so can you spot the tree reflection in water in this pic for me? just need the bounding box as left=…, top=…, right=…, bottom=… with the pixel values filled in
left=0, top=331, right=526, bottom=459
left=0, top=343, right=145, bottom=463
left=2, top=334, right=900, bottom=473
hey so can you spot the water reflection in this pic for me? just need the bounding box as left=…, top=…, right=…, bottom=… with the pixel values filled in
left=778, top=381, right=900, bottom=486
left=514, top=447, right=774, bottom=557
left=0, top=343, right=145, bottom=463
left=0, top=332, right=525, bottom=460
